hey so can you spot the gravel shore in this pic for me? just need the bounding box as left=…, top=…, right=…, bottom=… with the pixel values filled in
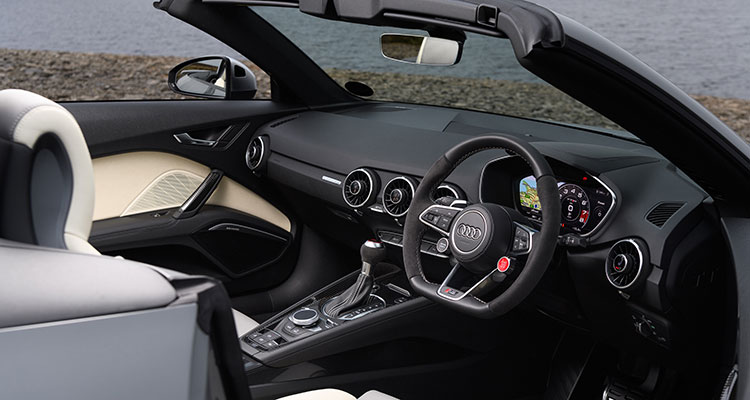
left=3, top=48, right=748, bottom=142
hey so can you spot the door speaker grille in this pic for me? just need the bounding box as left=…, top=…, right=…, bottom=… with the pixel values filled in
left=122, top=171, right=204, bottom=216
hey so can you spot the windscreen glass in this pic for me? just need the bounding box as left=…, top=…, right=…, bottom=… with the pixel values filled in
left=253, top=6, right=633, bottom=138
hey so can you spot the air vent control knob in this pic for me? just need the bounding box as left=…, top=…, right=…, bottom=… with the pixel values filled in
left=389, top=188, right=406, bottom=204
left=349, top=180, right=365, bottom=196
left=612, top=253, right=632, bottom=274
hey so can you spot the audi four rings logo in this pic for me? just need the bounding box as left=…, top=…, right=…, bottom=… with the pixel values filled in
left=456, top=224, right=482, bottom=240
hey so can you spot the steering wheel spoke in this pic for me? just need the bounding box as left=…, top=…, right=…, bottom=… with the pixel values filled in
left=436, top=260, right=496, bottom=301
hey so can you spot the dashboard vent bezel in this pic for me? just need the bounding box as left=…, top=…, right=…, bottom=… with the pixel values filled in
left=246, top=135, right=267, bottom=172
left=605, top=238, right=649, bottom=290
left=342, top=168, right=378, bottom=209
left=383, top=176, right=417, bottom=218
left=646, top=202, right=684, bottom=228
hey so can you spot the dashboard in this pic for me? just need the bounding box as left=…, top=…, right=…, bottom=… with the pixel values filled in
left=245, top=101, right=719, bottom=356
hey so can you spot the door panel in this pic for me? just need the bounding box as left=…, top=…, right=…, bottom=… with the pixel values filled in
left=92, top=151, right=290, bottom=231
left=65, top=100, right=302, bottom=296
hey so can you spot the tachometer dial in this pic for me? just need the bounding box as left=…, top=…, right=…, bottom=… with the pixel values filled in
left=559, top=183, right=590, bottom=232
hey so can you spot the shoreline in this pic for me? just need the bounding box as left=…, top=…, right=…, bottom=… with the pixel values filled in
left=2, top=48, right=748, bottom=142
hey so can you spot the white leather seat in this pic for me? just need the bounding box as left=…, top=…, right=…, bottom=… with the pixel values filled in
left=277, top=388, right=398, bottom=400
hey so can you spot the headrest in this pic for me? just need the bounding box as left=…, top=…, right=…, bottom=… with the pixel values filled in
left=0, top=89, right=97, bottom=254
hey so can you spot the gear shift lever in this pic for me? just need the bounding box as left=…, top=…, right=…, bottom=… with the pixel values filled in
left=323, top=240, right=387, bottom=319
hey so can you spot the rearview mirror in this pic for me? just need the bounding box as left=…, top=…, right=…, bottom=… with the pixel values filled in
left=380, top=34, right=462, bottom=66
left=168, top=56, right=257, bottom=100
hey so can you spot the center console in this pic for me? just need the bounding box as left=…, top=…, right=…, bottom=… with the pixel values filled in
left=239, top=240, right=433, bottom=369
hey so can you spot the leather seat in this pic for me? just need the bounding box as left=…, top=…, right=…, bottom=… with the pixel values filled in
left=0, top=89, right=399, bottom=400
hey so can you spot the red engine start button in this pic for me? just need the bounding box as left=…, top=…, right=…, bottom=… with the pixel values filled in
left=497, top=257, right=511, bottom=273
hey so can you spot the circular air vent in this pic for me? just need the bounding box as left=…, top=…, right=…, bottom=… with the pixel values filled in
left=433, top=183, right=465, bottom=202
left=383, top=176, right=416, bottom=217
left=246, top=136, right=266, bottom=171
left=605, top=239, right=650, bottom=290
left=342, top=168, right=378, bottom=208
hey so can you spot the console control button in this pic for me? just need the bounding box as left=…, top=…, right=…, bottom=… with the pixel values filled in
left=262, top=331, right=281, bottom=341
left=284, top=325, right=304, bottom=336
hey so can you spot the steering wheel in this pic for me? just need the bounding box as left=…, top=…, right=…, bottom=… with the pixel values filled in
left=403, top=135, right=561, bottom=318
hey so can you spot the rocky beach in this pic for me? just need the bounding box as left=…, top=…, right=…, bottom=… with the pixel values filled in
left=2, top=48, right=749, bottom=142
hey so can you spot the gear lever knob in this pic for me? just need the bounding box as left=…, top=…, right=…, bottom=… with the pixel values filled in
left=360, top=240, right=386, bottom=275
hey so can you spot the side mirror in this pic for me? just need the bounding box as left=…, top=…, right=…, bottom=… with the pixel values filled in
left=168, top=56, right=257, bottom=100
left=380, top=34, right=462, bottom=66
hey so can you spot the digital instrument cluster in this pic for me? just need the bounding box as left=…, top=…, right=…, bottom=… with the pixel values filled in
left=518, top=174, right=615, bottom=236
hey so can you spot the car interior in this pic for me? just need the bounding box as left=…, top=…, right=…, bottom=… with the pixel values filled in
left=0, top=0, right=747, bottom=399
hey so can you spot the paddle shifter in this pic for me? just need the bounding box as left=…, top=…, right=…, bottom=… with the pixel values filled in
left=323, top=239, right=387, bottom=319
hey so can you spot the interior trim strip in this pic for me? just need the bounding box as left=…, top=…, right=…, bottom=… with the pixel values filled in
left=321, top=175, right=341, bottom=186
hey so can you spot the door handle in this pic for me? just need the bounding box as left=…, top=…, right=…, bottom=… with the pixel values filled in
left=173, top=132, right=216, bottom=147
left=173, top=169, right=224, bottom=219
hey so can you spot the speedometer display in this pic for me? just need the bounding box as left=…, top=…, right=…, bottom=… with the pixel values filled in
left=517, top=174, right=614, bottom=236
left=559, top=183, right=590, bottom=232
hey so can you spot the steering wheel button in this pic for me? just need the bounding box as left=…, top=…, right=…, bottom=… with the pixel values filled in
left=497, top=257, right=511, bottom=273
left=436, top=237, right=450, bottom=253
